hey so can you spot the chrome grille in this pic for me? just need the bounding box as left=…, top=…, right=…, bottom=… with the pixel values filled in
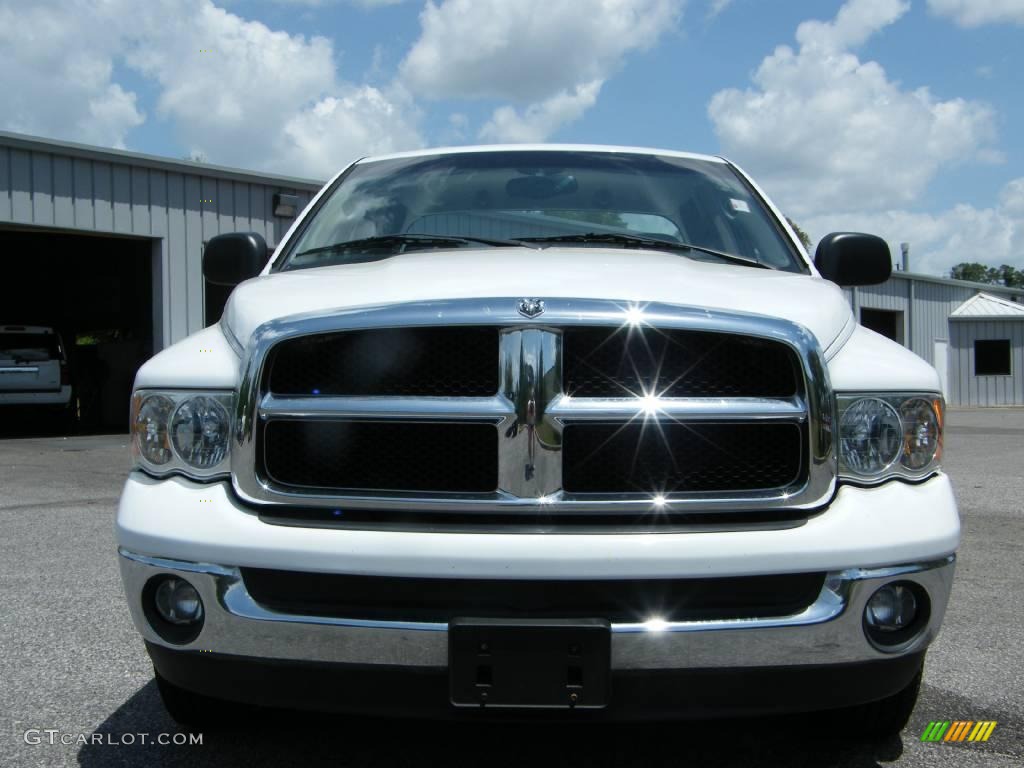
left=232, top=298, right=836, bottom=520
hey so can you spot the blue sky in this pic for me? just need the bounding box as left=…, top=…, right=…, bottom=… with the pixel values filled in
left=2, top=0, right=1023, bottom=275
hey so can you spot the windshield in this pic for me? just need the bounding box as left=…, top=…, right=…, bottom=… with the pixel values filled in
left=280, top=150, right=803, bottom=273
left=0, top=332, right=62, bottom=362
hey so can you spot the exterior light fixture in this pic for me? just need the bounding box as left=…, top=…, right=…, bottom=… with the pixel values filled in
left=273, top=192, right=299, bottom=218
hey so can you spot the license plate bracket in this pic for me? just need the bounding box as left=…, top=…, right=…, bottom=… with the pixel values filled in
left=449, top=618, right=611, bottom=709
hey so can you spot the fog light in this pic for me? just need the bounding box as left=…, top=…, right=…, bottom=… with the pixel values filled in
left=863, top=581, right=930, bottom=652
left=154, top=577, right=204, bottom=625
left=865, top=584, right=916, bottom=631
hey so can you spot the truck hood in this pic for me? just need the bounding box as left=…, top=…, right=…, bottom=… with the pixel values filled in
left=223, top=248, right=854, bottom=354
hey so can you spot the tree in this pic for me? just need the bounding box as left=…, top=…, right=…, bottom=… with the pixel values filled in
left=786, top=217, right=812, bottom=250
left=951, top=262, right=995, bottom=283
left=995, top=264, right=1024, bottom=288
left=950, top=262, right=1024, bottom=287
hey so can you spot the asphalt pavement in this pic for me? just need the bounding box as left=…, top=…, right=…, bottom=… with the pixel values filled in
left=1, top=409, right=1022, bottom=767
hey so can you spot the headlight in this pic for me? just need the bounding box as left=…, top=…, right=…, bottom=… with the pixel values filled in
left=170, top=396, right=230, bottom=469
left=839, top=398, right=902, bottom=475
left=131, top=390, right=234, bottom=479
left=837, top=394, right=943, bottom=482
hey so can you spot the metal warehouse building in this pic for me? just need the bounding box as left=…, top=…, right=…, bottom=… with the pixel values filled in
left=0, top=130, right=321, bottom=430
left=850, top=273, right=1024, bottom=407
left=3, top=129, right=1024, bottom=431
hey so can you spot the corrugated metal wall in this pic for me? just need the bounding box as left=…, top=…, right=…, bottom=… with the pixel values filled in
left=949, top=320, right=1024, bottom=406
left=848, top=277, right=980, bottom=367
left=0, top=135, right=320, bottom=350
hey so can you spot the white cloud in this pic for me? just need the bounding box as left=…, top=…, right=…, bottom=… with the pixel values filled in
left=0, top=0, right=422, bottom=176
left=707, top=0, right=732, bottom=18
left=273, top=86, right=423, bottom=176
left=0, top=1, right=144, bottom=147
left=708, top=0, right=998, bottom=219
left=1001, top=178, right=1024, bottom=216
left=927, top=0, right=1024, bottom=27
left=121, top=0, right=422, bottom=176
left=268, top=0, right=409, bottom=6
left=805, top=177, right=1024, bottom=276
left=799, top=0, right=909, bottom=52
left=401, top=0, right=680, bottom=142
left=441, top=112, right=470, bottom=143
left=401, top=0, right=683, bottom=102
left=480, top=81, right=603, bottom=143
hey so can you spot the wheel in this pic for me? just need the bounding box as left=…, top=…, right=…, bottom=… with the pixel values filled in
left=57, top=403, right=77, bottom=435
left=155, top=670, right=238, bottom=729
left=842, top=658, right=924, bottom=739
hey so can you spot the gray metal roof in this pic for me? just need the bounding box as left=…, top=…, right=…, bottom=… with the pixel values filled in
left=951, top=291, right=1024, bottom=319
left=889, top=270, right=1024, bottom=297
left=0, top=130, right=325, bottom=190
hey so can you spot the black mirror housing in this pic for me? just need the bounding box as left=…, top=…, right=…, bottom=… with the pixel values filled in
left=814, top=232, right=892, bottom=287
left=203, top=232, right=269, bottom=287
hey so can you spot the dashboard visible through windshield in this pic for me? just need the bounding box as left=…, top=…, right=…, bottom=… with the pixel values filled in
left=279, top=150, right=804, bottom=273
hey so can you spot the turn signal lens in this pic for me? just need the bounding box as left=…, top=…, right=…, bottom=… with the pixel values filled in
left=900, top=398, right=941, bottom=470
left=133, top=394, right=175, bottom=466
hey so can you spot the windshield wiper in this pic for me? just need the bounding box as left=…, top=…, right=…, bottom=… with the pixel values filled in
left=294, top=233, right=535, bottom=258
left=518, top=232, right=769, bottom=269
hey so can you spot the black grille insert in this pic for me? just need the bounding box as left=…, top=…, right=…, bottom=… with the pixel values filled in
left=239, top=569, right=826, bottom=623
left=563, top=327, right=799, bottom=398
left=262, top=420, right=498, bottom=493
left=266, top=327, right=498, bottom=397
left=563, top=422, right=803, bottom=494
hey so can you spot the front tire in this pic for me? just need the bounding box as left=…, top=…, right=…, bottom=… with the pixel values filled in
left=842, top=656, right=924, bottom=739
left=155, top=670, right=237, bottom=729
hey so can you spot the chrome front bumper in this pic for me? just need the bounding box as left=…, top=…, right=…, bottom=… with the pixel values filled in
left=119, top=549, right=955, bottom=670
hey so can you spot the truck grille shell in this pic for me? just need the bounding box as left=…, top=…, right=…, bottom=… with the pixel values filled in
left=232, top=298, right=836, bottom=523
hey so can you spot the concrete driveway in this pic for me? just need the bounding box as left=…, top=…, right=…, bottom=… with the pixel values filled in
left=1, top=409, right=1021, bottom=767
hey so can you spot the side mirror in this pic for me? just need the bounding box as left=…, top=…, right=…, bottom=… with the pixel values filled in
left=814, top=232, right=892, bottom=287
left=203, top=232, right=269, bottom=287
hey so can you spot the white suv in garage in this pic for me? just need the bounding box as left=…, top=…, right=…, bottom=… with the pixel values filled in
left=0, top=325, right=72, bottom=414
left=117, top=146, right=958, bottom=734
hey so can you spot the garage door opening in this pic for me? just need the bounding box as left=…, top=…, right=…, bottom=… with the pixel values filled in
left=861, top=308, right=905, bottom=345
left=0, top=228, right=156, bottom=436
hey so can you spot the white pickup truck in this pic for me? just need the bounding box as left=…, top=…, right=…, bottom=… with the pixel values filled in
left=117, top=145, right=958, bottom=733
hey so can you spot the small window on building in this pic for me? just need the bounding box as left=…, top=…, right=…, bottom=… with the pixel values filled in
left=974, top=339, right=1011, bottom=376
left=860, top=308, right=905, bottom=345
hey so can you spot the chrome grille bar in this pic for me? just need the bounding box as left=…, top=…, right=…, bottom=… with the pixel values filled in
left=546, top=395, right=808, bottom=422
left=497, top=328, right=563, bottom=498
left=260, top=394, right=514, bottom=423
